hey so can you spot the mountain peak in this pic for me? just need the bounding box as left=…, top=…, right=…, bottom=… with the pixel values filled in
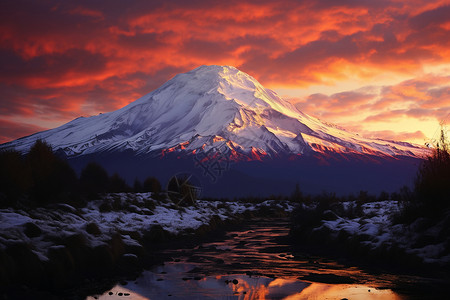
left=166, top=65, right=299, bottom=115
left=0, top=65, right=428, bottom=160
left=190, top=64, right=239, bottom=73
left=169, top=64, right=259, bottom=98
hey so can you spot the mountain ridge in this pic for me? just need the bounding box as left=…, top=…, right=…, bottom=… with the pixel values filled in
left=1, top=65, right=429, bottom=161
left=1, top=65, right=430, bottom=196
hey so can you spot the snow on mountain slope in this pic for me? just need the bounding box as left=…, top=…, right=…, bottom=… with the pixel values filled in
left=0, top=65, right=429, bottom=160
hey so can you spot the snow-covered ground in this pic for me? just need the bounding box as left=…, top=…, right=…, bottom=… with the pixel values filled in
left=2, top=196, right=448, bottom=266
left=0, top=193, right=295, bottom=263
left=310, top=200, right=450, bottom=264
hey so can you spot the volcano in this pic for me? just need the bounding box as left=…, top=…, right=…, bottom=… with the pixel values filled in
left=0, top=65, right=429, bottom=197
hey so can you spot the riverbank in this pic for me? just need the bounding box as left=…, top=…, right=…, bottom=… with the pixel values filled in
left=86, top=216, right=450, bottom=300
left=289, top=199, right=450, bottom=298
left=0, top=193, right=294, bottom=299
left=87, top=218, right=409, bottom=300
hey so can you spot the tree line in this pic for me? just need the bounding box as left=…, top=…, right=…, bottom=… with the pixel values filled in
left=397, top=127, right=450, bottom=222
left=0, top=140, right=162, bottom=208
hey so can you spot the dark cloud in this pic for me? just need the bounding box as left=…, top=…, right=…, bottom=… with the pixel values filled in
left=0, top=83, right=36, bottom=116
left=0, top=119, right=47, bottom=144
left=426, top=86, right=450, bottom=106
left=409, top=5, right=450, bottom=30
left=181, top=39, right=235, bottom=60
left=0, top=49, right=108, bottom=86
left=117, top=32, right=170, bottom=50
left=280, top=36, right=360, bottom=66
left=310, top=0, right=392, bottom=10
left=0, top=83, right=86, bottom=121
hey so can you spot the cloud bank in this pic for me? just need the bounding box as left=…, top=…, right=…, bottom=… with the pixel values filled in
left=1, top=0, right=449, bottom=144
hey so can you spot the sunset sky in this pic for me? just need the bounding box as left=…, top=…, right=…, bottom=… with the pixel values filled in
left=1, top=0, right=449, bottom=145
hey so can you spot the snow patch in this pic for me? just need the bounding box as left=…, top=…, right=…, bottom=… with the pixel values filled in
left=311, top=200, right=450, bottom=264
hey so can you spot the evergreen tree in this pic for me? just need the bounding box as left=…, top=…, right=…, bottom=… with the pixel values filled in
left=109, top=173, right=131, bottom=193
left=143, top=177, right=162, bottom=193
left=27, top=140, right=77, bottom=205
left=133, top=178, right=143, bottom=193
left=0, top=150, right=31, bottom=206
left=80, top=162, right=109, bottom=199
left=415, top=128, right=450, bottom=210
left=290, top=183, right=303, bottom=202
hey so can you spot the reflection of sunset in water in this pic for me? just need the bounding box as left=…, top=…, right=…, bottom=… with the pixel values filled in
left=90, top=277, right=404, bottom=300
left=285, top=283, right=404, bottom=300
left=86, top=285, right=149, bottom=300
left=87, top=220, right=408, bottom=300
left=230, top=278, right=404, bottom=300
left=268, top=278, right=298, bottom=288
left=236, top=281, right=269, bottom=300
left=215, top=274, right=271, bottom=300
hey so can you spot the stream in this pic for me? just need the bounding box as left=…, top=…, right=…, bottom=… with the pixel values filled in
left=86, top=218, right=432, bottom=300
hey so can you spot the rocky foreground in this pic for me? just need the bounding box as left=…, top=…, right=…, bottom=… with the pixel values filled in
left=0, top=193, right=293, bottom=298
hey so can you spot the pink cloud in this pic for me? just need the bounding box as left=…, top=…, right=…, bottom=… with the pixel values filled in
left=361, top=130, right=428, bottom=143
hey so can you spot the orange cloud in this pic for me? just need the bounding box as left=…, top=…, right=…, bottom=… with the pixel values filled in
left=293, top=73, right=450, bottom=144
left=356, top=129, right=428, bottom=144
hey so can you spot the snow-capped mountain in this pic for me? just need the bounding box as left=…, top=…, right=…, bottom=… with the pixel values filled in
left=0, top=65, right=428, bottom=161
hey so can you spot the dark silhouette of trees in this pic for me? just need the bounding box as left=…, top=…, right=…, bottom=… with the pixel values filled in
left=290, top=183, right=303, bottom=202
left=1, top=140, right=78, bottom=206
left=133, top=178, right=143, bottom=193
left=26, top=140, right=77, bottom=204
left=1, top=140, right=167, bottom=207
left=143, top=177, right=162, bottom=193
left=394, top=127, right=450, bottom=223
left=0, top=150, right=31, bottom=207
left=109, top=173, right=131, bottom=193
left=415, top=128, right=450, bottom=210
left=79, top=162, right=109, bottom=199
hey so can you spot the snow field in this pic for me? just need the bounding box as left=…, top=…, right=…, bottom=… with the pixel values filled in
left=0, top=193, right=295, bottom=263
left=310, top=200, right=450, bottom=264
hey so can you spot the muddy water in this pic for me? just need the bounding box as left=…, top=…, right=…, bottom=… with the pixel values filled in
left=87, top=219, right=414, bottom=300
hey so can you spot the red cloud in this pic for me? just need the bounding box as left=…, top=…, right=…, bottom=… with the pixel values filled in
left=0, top=119, right=47, bottom=144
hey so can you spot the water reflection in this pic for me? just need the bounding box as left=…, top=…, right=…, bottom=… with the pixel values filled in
left=87, top=219, right=406, bottom=300
left=87, top=273, right=403, bottom=300
left=286, top=283, right=402, bottom=300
